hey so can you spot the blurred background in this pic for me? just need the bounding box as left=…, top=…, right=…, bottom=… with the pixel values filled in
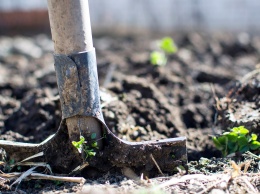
left=0, top=0, right=260, bottom=35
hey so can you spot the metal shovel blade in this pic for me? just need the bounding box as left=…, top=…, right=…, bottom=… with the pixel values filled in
left=0, top=119, right=187, bottom=176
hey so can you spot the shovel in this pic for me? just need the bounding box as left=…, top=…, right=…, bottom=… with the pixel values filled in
left=0, top=0, right=187, bottom=176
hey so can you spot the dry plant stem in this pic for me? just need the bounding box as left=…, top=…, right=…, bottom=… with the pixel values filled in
left=197, top=174, right=231, bottom=194
left=155, top=174, right=219, bottom=189
left=150, top=154, right=164, bottom=176
left=1, top=172, right=85, bottom=184
left=29, top=173, right=86, bottom=184
left=240, top=68, right=260, bottom=84
left=152, top=173, right=232, bottom=194
left=239, top=177, right=258, bottom=193
left=47, top=0, right=102, bottom=145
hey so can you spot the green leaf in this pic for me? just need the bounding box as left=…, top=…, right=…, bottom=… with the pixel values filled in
left=72, top=141, right=80, bottom=149
left=217, top=136, right=228, bottom=145
left=232, top=126, right=249, bottom=135
left=85, top=149, right=96, bottom=158
left=222, top=150, right=228, bottom=157
left=72, top=136, right=85, bottom=149
left=150, top=51, right=167, bottom=66
left=226, top=132, right=238, bottom=142
left=88, top=151, right=96, bottom=157
left=91, top=133, right=97, bottom=140
left=213, top=137, right=224, bottom=150
left=160, top=37, right=177, bottom=54
left=251, top=134, right=258, bottom=141
left=250, top=141, right=260, bottom=150
left=227, top=141, right=238, bottom=153
left=239, top=145, right=249, bottom=153
left=237, top=136, right=248, bottom=147
left=91, top=141, right=98, bottom=148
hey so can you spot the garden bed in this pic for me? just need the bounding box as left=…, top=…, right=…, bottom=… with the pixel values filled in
left=0, top=32, right=259, bottom=193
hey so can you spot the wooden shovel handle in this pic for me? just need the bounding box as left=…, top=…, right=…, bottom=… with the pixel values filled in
left=47, top=0, right=93, bottom=55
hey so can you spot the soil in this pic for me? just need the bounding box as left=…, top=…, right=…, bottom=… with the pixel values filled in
left=0, top=32, right=260, bottom=193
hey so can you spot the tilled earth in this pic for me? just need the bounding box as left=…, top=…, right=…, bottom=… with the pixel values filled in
left=0, top=32, right=260, bottom=193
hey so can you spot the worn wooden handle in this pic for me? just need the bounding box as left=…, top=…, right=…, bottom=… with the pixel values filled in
left=47, top=0, right=93, bottom=55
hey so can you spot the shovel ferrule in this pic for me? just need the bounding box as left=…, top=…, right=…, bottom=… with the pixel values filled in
left=54, top=49, right=103, bottom=120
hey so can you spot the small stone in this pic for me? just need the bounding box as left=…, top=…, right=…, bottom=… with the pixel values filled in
left=132, top=130, right=139, bottom=138
left=139, top=117, right=146, bottom=125
left=210, top=189, right=226, bottom=194
left=107, top=111, right=115, bottom=119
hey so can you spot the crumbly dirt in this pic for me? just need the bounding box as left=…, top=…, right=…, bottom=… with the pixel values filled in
left=0, top=32, right=260, bottom=193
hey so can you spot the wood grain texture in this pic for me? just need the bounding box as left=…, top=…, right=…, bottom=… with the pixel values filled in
left=47, top=0, right=93, bottom=55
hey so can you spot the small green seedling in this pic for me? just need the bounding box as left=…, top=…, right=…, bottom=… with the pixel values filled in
left=150, top=37, right=177, bottom=66
left=72, top=134, right=98, bottom=159
left=150, top=51, right=167, bottom=66
left=213, top=126, right=260, bottom=157
left=160, top=37, right=178, bottom=54
left=71, top=136, right=85, bottom=150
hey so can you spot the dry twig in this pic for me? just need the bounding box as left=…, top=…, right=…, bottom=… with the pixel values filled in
left=155, top=174, right=220, bottom=189
left=150, top=154, right=165, bottom=176
left=0, top=171, right=85, bottom=184
left=239, top=176, right=258, bottom=193
left=240, top=68, right=260, bottom=84
left=10, top=166, right=37, bottom=189
left=198, top=174, right=231, bottom=194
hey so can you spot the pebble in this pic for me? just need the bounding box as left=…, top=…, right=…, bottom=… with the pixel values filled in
left=107, top=111, right=115, bottom=119
left=210, top=189, right=226, bottom=194
left=132, top=130, right=139, bottom=138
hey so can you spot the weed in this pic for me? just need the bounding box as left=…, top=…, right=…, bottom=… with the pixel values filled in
left=150, top=51, right=167, bottom=66
left=71, top=136, right=85, bottom=150
left=160, top=37, right=178, bottom=54
left=150, top=37, right=177, bottom=66
left=72, top=135, right=98, bottom=160
left=213, top=126, right=260, bottom=156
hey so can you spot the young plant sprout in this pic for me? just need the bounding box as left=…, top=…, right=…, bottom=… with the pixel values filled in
left=72, top=134, right=98, bottom=159
left=150, top=37, right=177, bottom=66
left=150, top=51, right=167, bottom=66
left=213, top=126, right=260, bottom=157
left=160, top=37, right=178, bottom=54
